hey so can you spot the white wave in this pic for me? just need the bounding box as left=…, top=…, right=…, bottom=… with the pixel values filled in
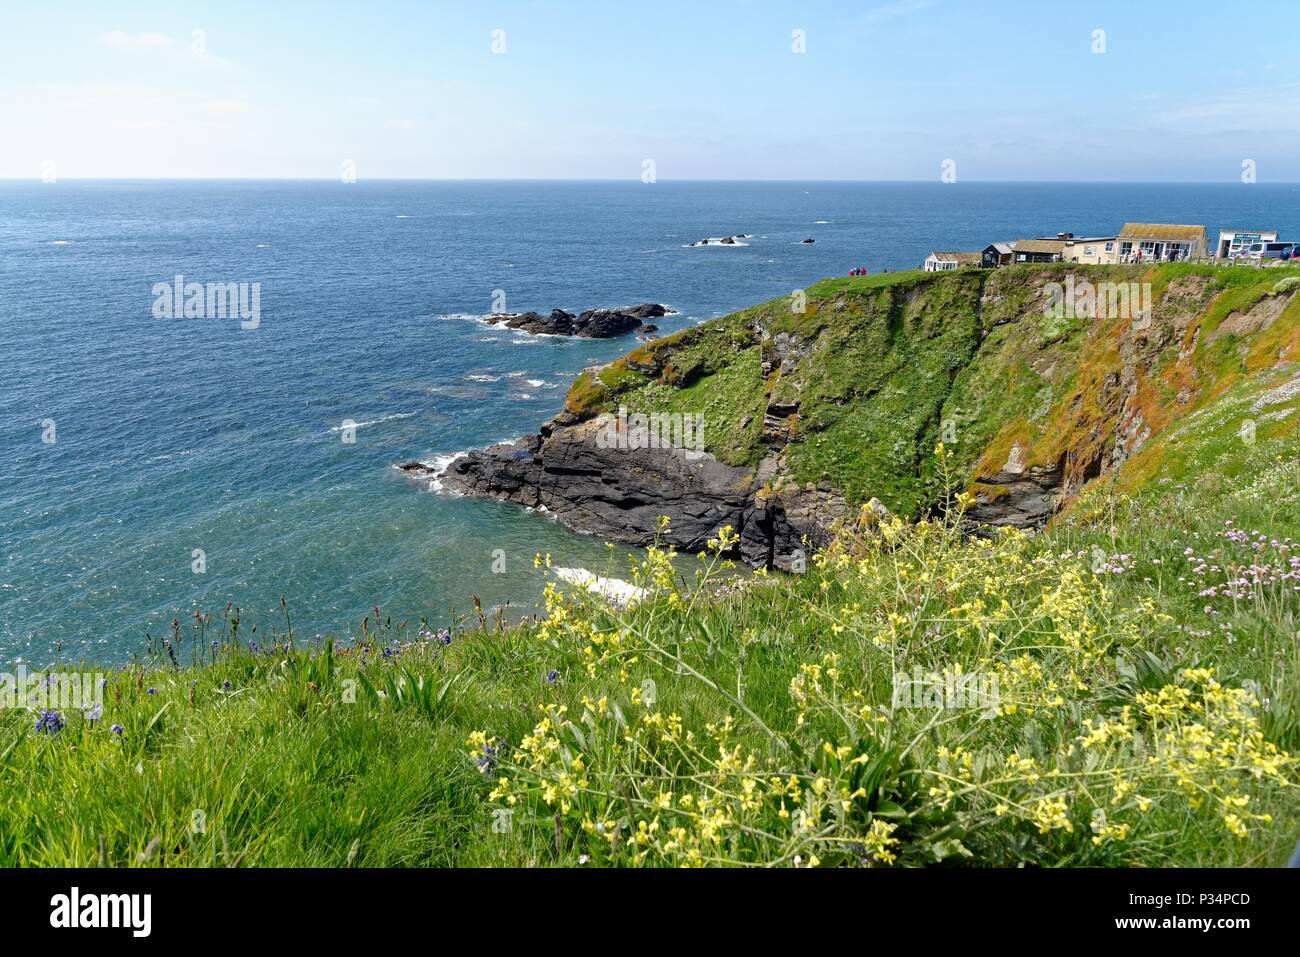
left=685, top=237, right=749, bottom=247
left=525, top=378, right=546, bottom=388
left=255, top=243, right=271, bottom=248
left=814, top=220, right=830, bottom=224
left=465, top=373, right=500, bottom=383
left=147, top=449, right=197, bottom=463
left=437, top=312, right=495, bottom=324
left=408, top=438, right=514, bottom=493
left=329, top=411, right=417, bottom=432
left=554, top=567, right=647, bottom=607
left=413, top=451, right=466, bottom=492
left=396, top=214, right=410, bottom=219
left=48, top=240, right=73, bottom=246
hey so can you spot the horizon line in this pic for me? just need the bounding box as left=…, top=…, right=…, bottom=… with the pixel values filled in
left=2, top=177, right=1297, bottom=186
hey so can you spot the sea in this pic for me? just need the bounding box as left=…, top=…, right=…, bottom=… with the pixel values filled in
left=2, top=180, right=1297, bottom=664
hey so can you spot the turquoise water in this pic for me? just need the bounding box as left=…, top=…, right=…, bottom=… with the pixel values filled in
left=2, top=180, right=1296, bottom=664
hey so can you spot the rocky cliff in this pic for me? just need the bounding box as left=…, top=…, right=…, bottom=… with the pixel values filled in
left=413, top=264, right=1300, bottom=566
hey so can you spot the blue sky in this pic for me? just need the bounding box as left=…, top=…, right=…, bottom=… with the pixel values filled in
left=2, top=0, right=1296, bottom=180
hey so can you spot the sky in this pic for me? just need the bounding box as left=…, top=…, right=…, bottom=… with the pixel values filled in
left=1, top=0, right=1297, bottom=181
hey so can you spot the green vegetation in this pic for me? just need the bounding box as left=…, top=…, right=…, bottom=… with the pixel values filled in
left=5, top=262, right=1299, bottom=867
left=4, top=399, right=1296, bottom=866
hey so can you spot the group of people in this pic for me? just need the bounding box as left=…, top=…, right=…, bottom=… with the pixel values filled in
left=848, top=266, right=870, bottom=276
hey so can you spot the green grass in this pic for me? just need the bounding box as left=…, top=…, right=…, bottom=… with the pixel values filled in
left=5, top=387, right=1297, bottom=866
left=6, top=263, right=1299, bottom=867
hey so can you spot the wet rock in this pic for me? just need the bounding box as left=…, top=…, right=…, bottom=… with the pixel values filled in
left=485, top=304, right=669, bottom=338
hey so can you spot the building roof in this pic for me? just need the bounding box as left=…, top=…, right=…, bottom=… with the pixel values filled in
left=1062, top=236, right=1116, bottom=244
left=1011, top=239, right=1068, bottom=254
left=1118, top=223, right=1207, bottom=241
left=985, top=242, right=1015, bottom=255
left=1218, top=227, right=1277, bottom=236
left=927, top=251, right=982, bottom=263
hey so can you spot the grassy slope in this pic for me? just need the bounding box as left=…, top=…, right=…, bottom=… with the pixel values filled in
left=4, top=264, right=1299, bottom=867
left=566, top=262, right=1300, bottom=516
left=5, top=391, right=1296, bottom=866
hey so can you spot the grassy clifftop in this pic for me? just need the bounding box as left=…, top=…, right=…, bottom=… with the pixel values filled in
left=564, top=262, right=1300, bottom=523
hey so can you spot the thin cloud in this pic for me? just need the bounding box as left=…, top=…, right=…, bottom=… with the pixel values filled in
left=858, top=0, right=937, bottom=26
left=100, top=30, right=174, bottom=50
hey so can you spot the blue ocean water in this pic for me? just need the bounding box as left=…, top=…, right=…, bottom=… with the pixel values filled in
left=2, top=180, right=1297, bottom=664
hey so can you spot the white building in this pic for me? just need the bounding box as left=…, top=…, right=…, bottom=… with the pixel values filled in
left=1116, top=223, right=1209, bottom=263
left=923, top=251, right=982, bottom=272
left=1217, top=229, right=1278, bottom=260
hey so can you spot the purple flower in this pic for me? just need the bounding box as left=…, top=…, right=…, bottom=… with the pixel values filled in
left=147, top=688, right=157, bottom=695
left=34, top=710, right=64, bottom=735
left=222, top=680, right=232, bottom=691
left=110, top=724, right=125, bottom=735
left=546, top=669, right=560, bottom=684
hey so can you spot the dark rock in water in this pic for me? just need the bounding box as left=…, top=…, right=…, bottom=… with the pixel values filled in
left=801, top=238, right=815, bottom=244
left=574, top=309, right=642, bottom=338
left=720, top=236, right=736, bottom=245
left=396, top=460, right=430, bottom=473
left=624, top=303, right=668, bottom=320
left=640, top=324, right=659, bottom=334
left=484, top=303, right=668, bottom=338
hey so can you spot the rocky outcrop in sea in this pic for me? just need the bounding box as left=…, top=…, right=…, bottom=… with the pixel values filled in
left=485, top=303, right=669, bottom=338
left=398, top=413, right=866, bottom=570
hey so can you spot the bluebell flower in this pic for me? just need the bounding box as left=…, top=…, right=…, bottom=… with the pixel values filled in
left=84, top=703, right=103, bottom=722
left=438, top=629, right=452, bottom=646
left=477, top=739, right=505, bottom=774
left=546, top=669, right=560, bottom=684
left=222, top=680, right=232, bottom=691
left=34, top=710, right=64, bottom=735
left=147, top=688, right=157, bottom=695
left=110, top=724, right=124, bottom=735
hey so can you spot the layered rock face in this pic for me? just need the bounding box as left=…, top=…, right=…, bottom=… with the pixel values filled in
left=416, top=414, right=849, bottom=569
